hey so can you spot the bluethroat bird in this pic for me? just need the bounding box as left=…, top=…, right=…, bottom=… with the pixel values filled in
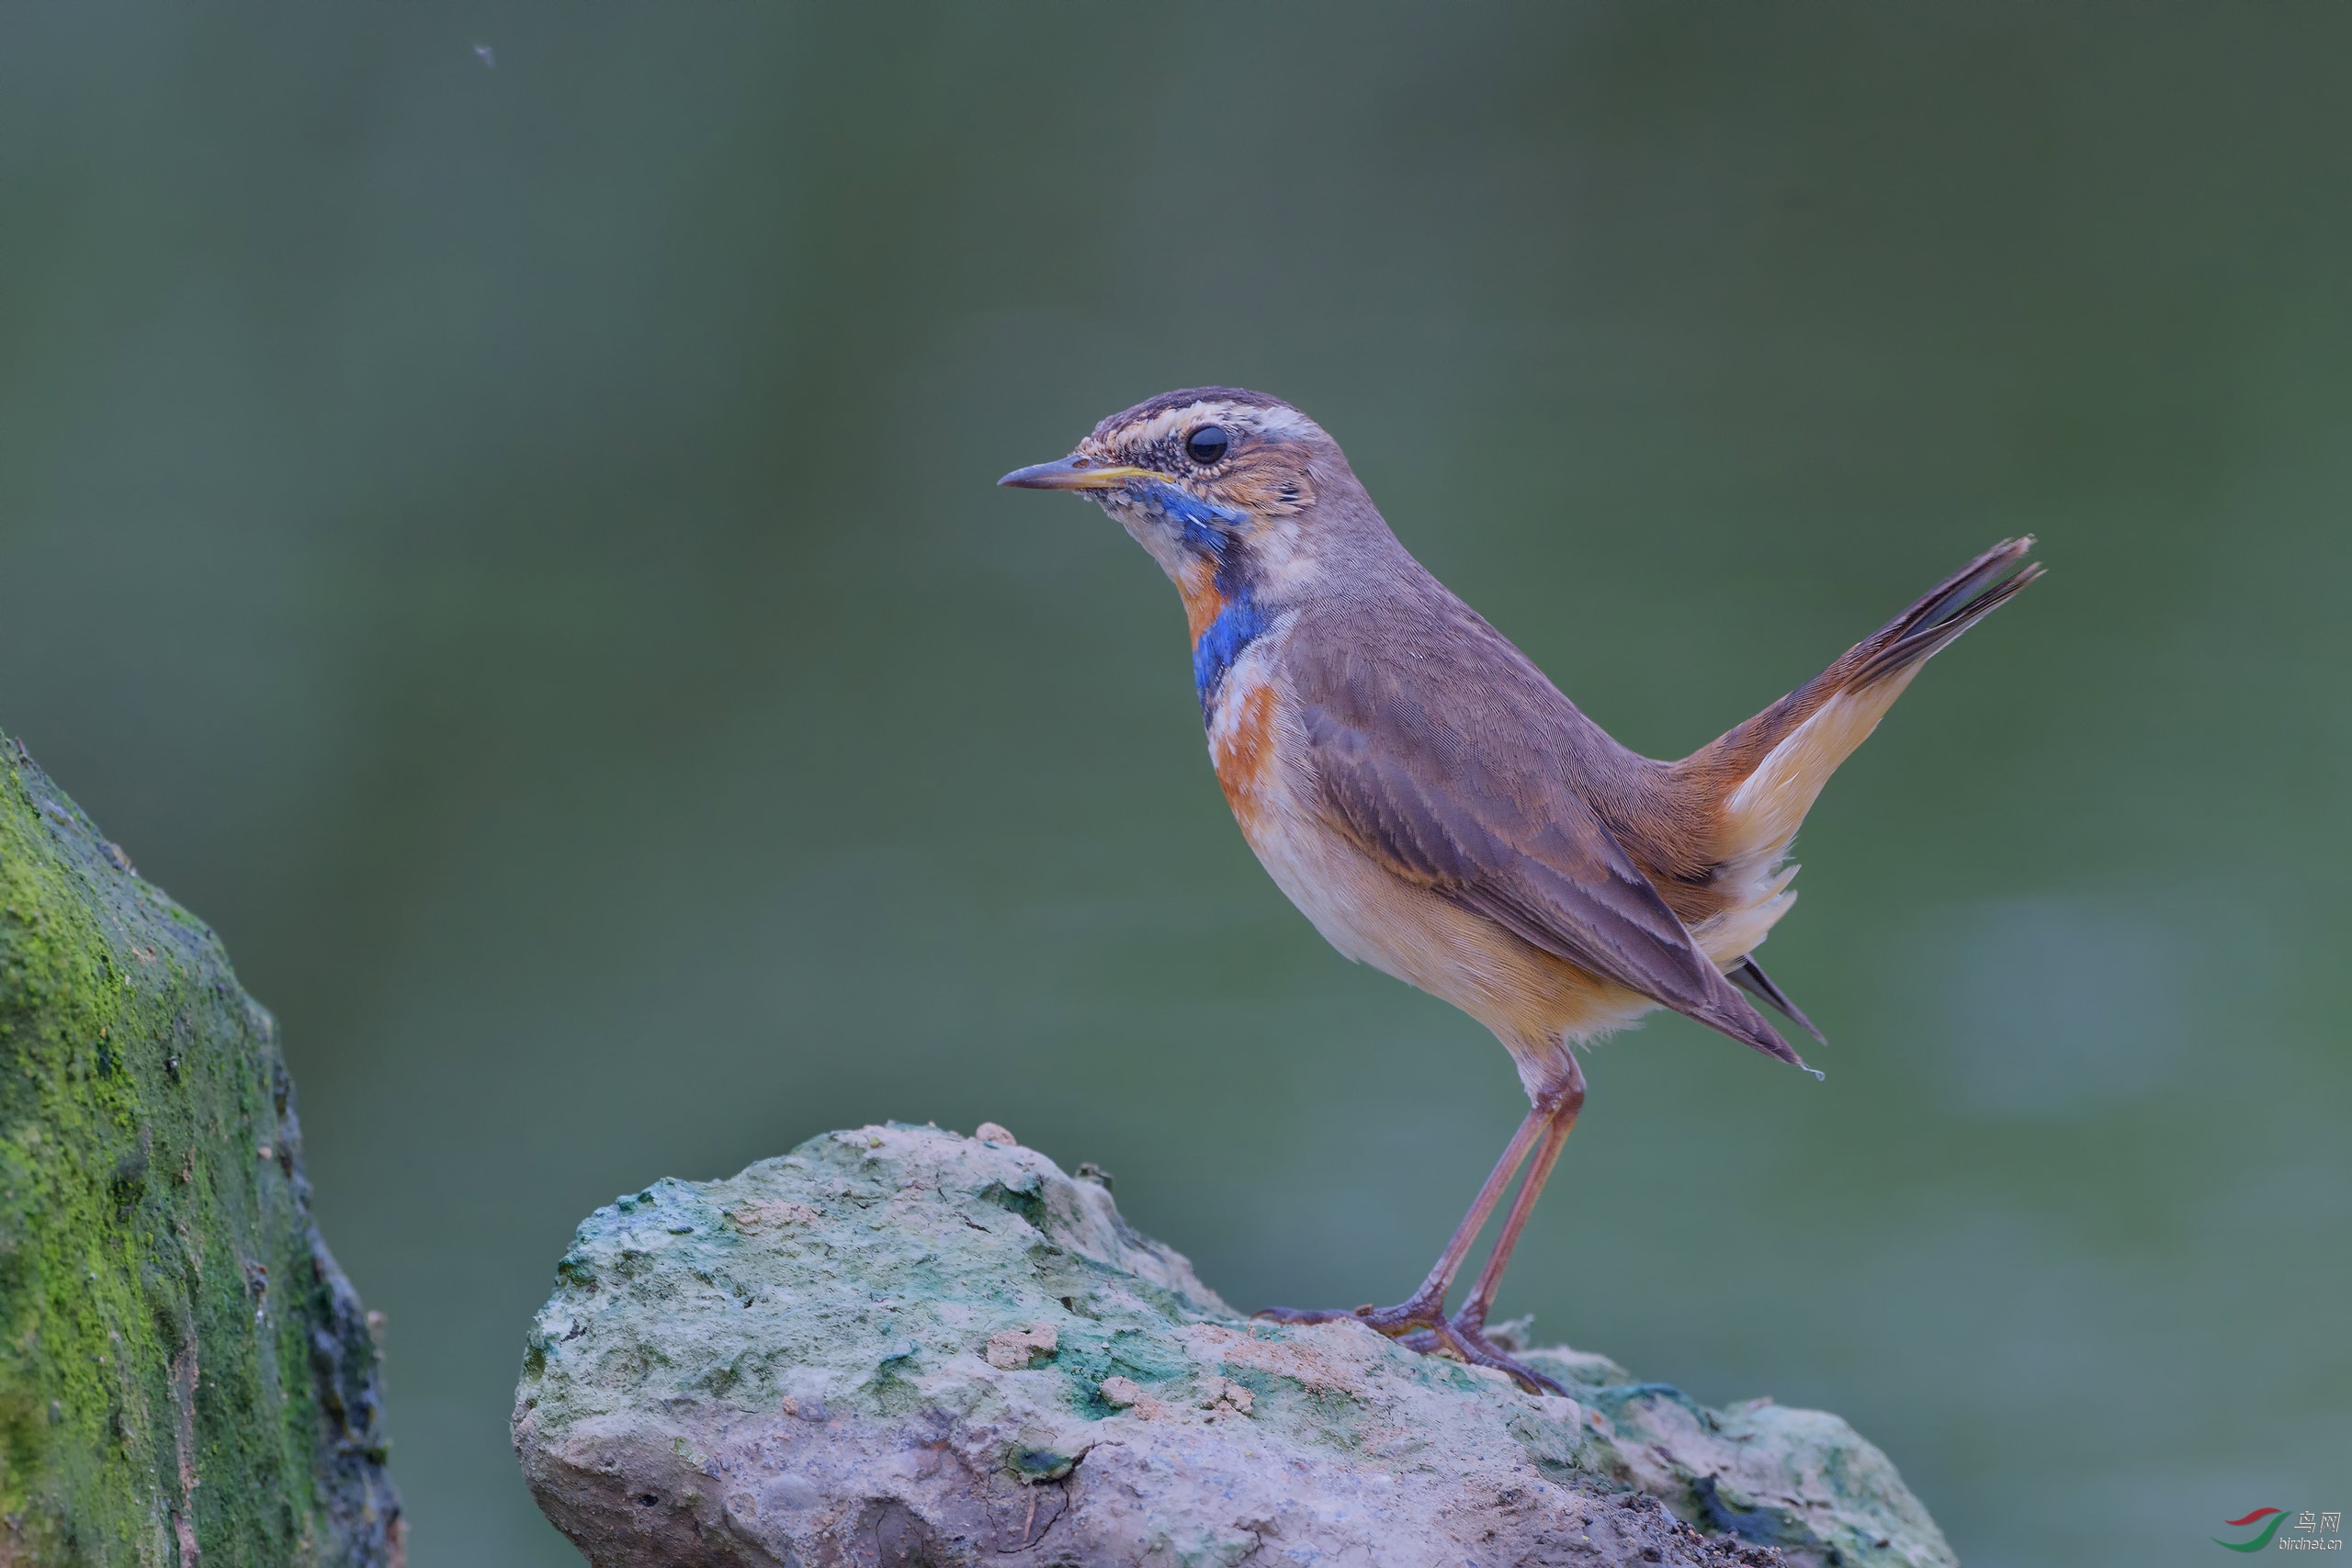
left=1001, top=388, right=2040, bottom=1394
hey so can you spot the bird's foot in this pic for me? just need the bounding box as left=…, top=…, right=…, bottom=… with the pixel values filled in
left=1252, top=1288, right=1448, bottom=1338
left=1254, top=1296, right=1566, bottom=1396
left=1396, top=1311, right=1566, bottom=1396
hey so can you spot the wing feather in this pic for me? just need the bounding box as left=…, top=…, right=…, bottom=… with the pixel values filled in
left=1293, top=609, right=1804, bottom=1067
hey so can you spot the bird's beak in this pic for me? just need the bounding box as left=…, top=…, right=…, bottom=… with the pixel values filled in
left=996, top=455, right=1159, bottom=491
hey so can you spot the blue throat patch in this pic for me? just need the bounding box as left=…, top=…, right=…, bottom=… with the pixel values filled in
left=1192, top=598, right=1271, bottom=717
left=1137, top=480, right=1268, bottom=721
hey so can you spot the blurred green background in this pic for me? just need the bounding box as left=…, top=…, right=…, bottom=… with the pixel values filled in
left=3, top=6, right=2346, bottom=1563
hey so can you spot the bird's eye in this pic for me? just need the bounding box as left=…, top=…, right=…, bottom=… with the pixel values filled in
left=1185, top=425, right=1230, bottom=467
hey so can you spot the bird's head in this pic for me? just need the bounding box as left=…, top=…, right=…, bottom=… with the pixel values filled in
left=998, top=388, right=1363, bottom=594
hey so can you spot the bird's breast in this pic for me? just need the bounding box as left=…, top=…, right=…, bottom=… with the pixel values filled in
left=1207, top=669, right=1282, bottom=834
left=1197, top=590, right=1287, bottom=825
left=1183, top=561, right=1274, bottom=724
left=1179, top=547, right=1295, bottom=836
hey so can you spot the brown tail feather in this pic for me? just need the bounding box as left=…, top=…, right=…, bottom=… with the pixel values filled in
left=1662, top=536, right=2041, bottom=953
left=1849, top=546, right=2043, bottom=688
left=1682, top=536, right=2041, bottom=789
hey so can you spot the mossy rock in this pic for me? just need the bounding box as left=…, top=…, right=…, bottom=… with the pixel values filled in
left=0, top=729, right=400, bottom=1565
left=515, top=1122, right=1952, bottom=1568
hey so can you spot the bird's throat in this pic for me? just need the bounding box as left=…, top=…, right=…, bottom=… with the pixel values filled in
left=1120, top=479, right=1272, bottom=722
left=1193, top=593, right=1271, bottom=720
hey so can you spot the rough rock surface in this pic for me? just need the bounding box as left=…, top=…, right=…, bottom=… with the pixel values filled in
left=0, top=729, right=401, bottom=1562
left=515, top=1123, right=1951, bottom=1568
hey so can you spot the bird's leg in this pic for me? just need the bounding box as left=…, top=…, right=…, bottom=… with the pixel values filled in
left=1255, top=1093, right=1560, bottom=1338
left=1432, top=1060, right=1586, bottom=1393
left=1454, top=1075, right=1582, bottom=1336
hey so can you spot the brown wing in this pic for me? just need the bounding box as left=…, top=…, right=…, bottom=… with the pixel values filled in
left=1289, top=598, right=1807, bottom=1068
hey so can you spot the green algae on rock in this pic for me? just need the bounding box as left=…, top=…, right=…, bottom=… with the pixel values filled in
left=514, top=1122, right=1952, bottom=1568
left=0, top=731, right=401, bottom=1564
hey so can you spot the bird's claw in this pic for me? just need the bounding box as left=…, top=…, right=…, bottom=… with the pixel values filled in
left=1397, top=1314, right=1568, bottom=1396
left=1255, top=1301, right=1566, bottom=1396
left=1254, top=1292, right=1446, bottom=1337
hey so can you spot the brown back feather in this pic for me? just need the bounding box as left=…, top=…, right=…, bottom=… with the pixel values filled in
left=1285, top=554, right=1802, bottom=1066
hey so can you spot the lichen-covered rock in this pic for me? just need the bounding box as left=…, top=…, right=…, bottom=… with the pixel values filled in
left=0, top=731, right=401, bottom=1564
left=514, top=1122, right=1951, bottom=1568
